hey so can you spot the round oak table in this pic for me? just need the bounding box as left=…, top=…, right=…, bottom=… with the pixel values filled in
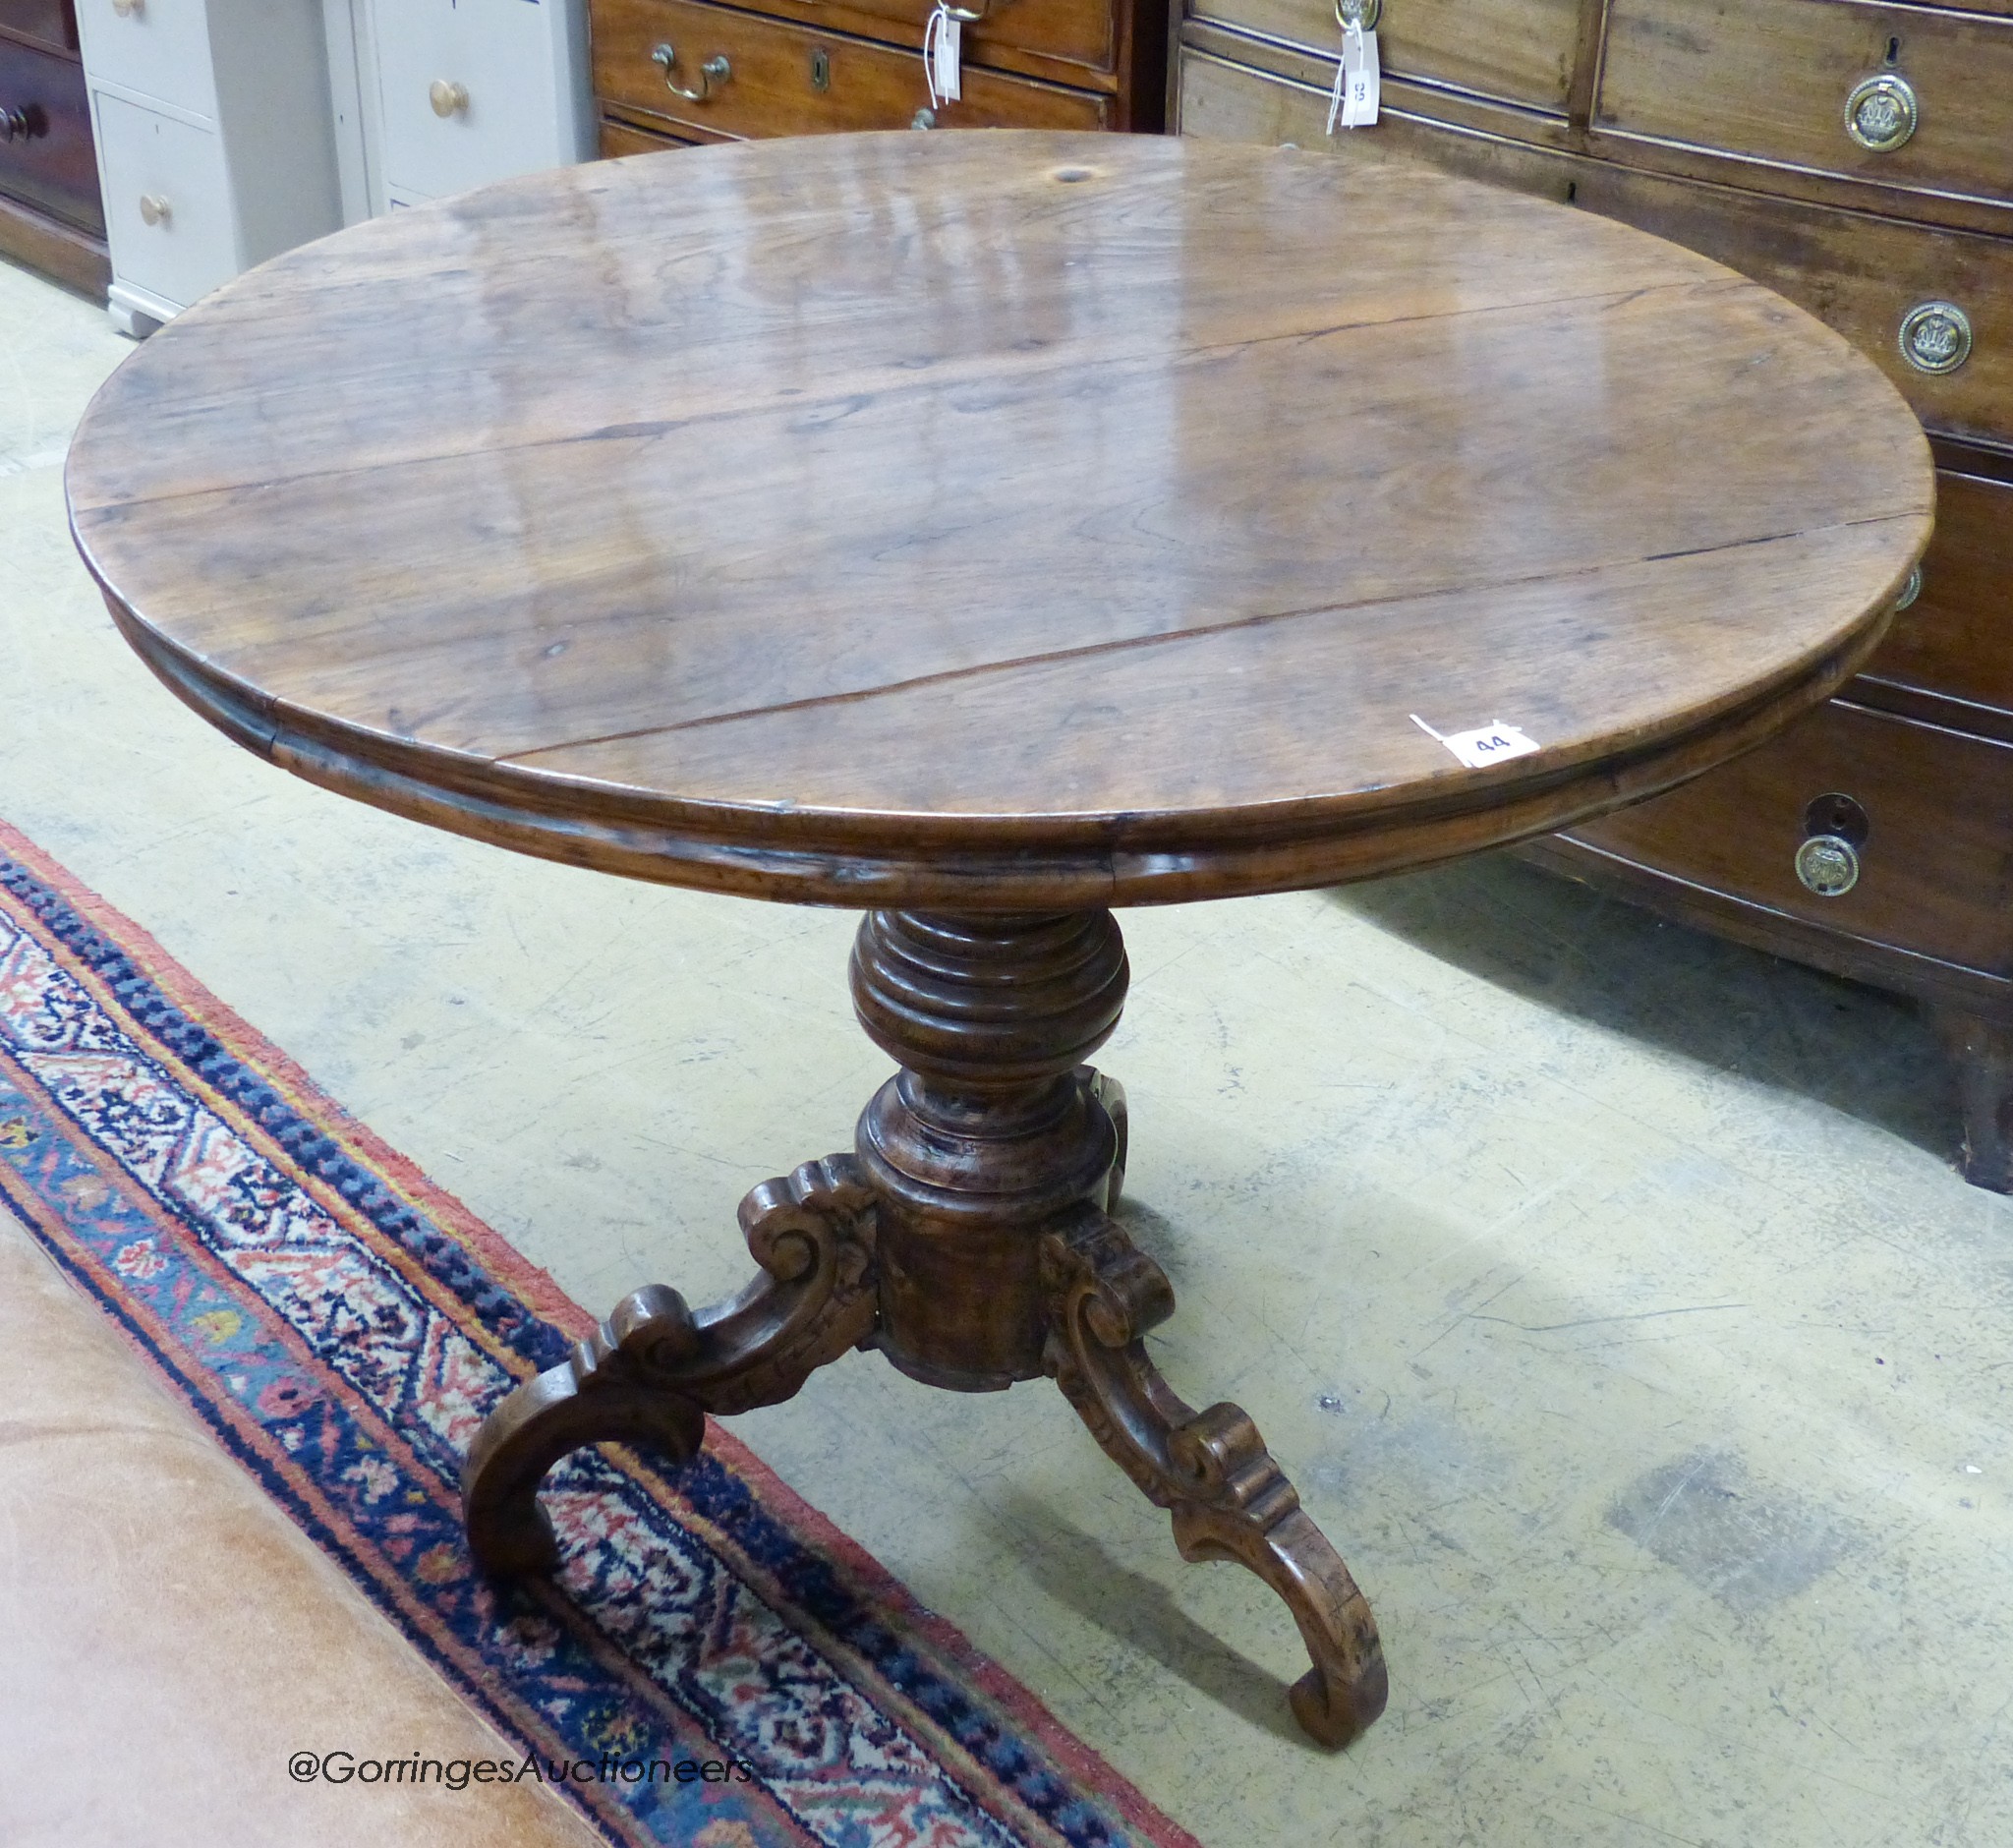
left=66, top=132, right=1932, bottom=1750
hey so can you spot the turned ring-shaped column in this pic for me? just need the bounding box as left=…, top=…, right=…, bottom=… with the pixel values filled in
left=851, top=910, right=1129, bottom=1390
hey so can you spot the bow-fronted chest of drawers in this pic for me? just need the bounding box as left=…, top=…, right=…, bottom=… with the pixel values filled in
left=591, top=0, right=1166, bottom=153
left=1174, top=0, right=2013, bottom=1188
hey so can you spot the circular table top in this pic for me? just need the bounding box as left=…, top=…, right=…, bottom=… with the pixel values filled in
left=67, top=132, right=1933, bottom=909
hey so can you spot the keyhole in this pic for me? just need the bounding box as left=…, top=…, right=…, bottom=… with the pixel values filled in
left=1885, top=35, right=1900, bottom=65
left=811, top=47, right=830, bottom=89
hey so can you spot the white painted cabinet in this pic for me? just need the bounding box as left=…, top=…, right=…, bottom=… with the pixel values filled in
left=75, top=0, right=343, bottom=333
left=324, top=0, right=593, bottom=219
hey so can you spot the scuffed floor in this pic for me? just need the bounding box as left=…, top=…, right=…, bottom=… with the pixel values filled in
left=6, top=251, right=2008, bottom=1847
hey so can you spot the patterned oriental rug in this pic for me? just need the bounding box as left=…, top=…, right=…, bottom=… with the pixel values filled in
left=0, top=822, right=1202, bottom=1848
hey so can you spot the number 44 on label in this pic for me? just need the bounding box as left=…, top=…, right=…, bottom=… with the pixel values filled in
left=1409, top=714, right=1543, bottom=770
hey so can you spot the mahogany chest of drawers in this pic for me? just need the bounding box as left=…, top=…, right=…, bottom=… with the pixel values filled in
left=1173, top=0, right=2013, bottom=1189
left=591, top=0, right=1164, bottom=152
left=0, top=0, right=105, bottom=296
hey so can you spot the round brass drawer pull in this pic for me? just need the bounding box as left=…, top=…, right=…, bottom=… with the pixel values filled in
left=1895, top=562, right=1924, bottom=611
left=1899, top=300, right=1972, bottom=375
left=652, top=43, right=731, bottom=103
left=0, top=106, right=30, bottom=142
left=1335, top=0, right=1380, bottom=26
left=911, top=106, right=938, bottom=129
left=429, top=80, right=469, bottom=118
left=1844, top=72, right=1918, bottom=152
left=138, top=193, right=171, bottom=227
left=111, top=0, right=144, bottom=16
left=1795, top=835, right=1861, bottom=897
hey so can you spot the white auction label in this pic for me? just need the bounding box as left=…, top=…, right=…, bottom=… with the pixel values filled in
left=1410, top=714, right=1541, bottom=770
left=1326, top=22, right=1381, bottom=133
left=925, top=4, right=962, bottom=105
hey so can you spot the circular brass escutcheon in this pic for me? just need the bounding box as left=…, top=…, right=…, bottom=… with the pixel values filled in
left=1795, top=834, right=1862, bottom=897
left=1844, top=72, right=1918, bottom=152
left=1899, top=300, right=1972, bottom=375
left=1895, top=562, right=1923, bottom=611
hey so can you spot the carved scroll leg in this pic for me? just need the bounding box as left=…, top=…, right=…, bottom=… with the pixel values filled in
left=1040, top=1213, right=1388, bottom=1749
left=463, top=1155, right=879, bottom=1579
left=463, top=1285, right=708, bottom=1577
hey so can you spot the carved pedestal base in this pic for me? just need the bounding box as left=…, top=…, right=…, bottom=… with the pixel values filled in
left=462, top=909, right=1388, bottom=1749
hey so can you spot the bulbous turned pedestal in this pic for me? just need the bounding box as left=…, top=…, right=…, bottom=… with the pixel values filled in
left=461, top=905, right=1387, bottom=1750
left=851, top=910, right=1129, bottom=1389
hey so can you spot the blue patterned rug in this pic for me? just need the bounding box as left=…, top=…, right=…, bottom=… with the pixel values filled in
left=0, top=821, right=1201, bottom=1848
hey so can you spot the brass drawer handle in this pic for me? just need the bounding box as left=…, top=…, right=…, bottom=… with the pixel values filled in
left=1844, top=72, right=1918, bottom=152
left=138, top=193, right=171, bottom=226
left=1797, top=792, right=1868, bottom=897
left=1795, top=835, right=1860, bottom=896
left=1899, top=300, right=1972, bottom=375
left=111, top=0, right=144, bottom=15
left=0, top=106, right=30, bottom=141
left=652, top=43, right=731, bottom=102
left=429, top=80, right=470, bottom=118
left=911, top=106, right=937, bottom=129
left=1335, top=0, right=1380, bottom=24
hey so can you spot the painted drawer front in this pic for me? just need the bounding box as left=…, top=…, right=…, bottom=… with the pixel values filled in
left=0, top=31, right=100, bottom=230
left=597, top=0, right=1109, bottom=138
left=74, top=0, right=215, bottom=117
left=1599, top=0, right=2013, bottom=207
left=1572, top=701, right=2013, bottom=981
left=1188, top=0, right=1581, bottom=111
left=1859, top=467, right=2013, bottom=720
left=92, top=87, right=231, bottom=305
left=375, top=0, right=566, bottom=202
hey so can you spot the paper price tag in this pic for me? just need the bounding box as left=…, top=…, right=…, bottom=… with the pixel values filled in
left=925, top=4, right=962, bottom=106
left=1325, top=21, right=1381, bottom=134
left=1409, top=715, right=1541, bottom=770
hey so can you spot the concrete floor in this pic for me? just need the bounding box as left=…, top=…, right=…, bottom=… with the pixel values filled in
left=8, top=251, right=2012, bottom=1848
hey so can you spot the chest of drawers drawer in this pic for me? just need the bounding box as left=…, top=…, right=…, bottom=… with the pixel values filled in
left=0, top=0, right=77, bottom=52
left=1182, top=48, right=2013, bottom=445
left=1569, top=699, right=2013, bottom=982
left=0, top=30, right=98, bottom=231
left=1857, top=464, right=2013, bottom=728
left=1599, top=0, right=2013, bottom=209
left=1188, top=0, right=1582, bottom=111
left=373, top=0, right=579, bottom=203
left=73, top=0, right=216, bottom=117
left=601, top=113, right=710, bottom=151
left=597, top=0, right=1110, bottom=137
left=752, top=0, right=1117, bottom=84
left=1561, top=163, right=2013, bottom=450
left=1188, top=0, right=1582, bottom=112
left=90, top=87, right=233, bottom=304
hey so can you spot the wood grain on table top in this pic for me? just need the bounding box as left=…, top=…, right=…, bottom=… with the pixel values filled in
left=66, top=132, right=1934, bottom=907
